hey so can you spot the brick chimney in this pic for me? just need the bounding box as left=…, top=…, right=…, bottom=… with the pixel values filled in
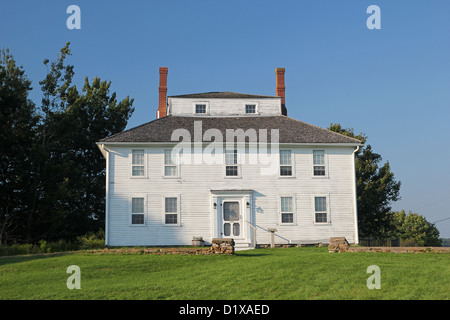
left=157, top=67, right=168, bottom=119
left=276, top=67, right=287, bottom=116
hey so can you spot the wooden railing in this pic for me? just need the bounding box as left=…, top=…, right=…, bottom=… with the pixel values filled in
left=245, top=220, right=279, bottom=248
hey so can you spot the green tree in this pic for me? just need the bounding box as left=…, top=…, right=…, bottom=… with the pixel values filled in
left=391, top=210, right=442, bottom=246
left=1, top=43, right=134, bottom=244
left=31, top=42, right=134, bottom=242
left=328, top=124, right=401, bottom=239
left=0, top=49, right=39, bottom=244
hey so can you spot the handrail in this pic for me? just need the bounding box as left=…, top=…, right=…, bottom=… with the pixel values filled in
left=245, top=220, right=257, bottom=246
left=245, top=220, right=286, bottom=248
left=245, top=220, right=279, bottom=247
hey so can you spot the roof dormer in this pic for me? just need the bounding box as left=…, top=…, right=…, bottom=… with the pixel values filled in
left=167, top=92, right=282, bottom=117
left=156, top=67, right=288, bottom=118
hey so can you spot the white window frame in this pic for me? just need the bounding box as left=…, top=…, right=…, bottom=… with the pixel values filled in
left=244, top=102, right=259, bottom=115
left=163, top=149, right=180, bottom=178
left=279, top=149, right=295, bottom=178
left=279, top=194, right=296, bottom=225
left=163, top=195, right=181, bottom=226
left=193, top=101, right=210, bottom=115
left=129, top=194, right=147, bottom=226
left=130, top=149, right=146, bottom=178
left=224, top=148, right=241, bottom=178
left=312, top=150, right=328, bottom=178
left=312, top=195, right=331, bottom=225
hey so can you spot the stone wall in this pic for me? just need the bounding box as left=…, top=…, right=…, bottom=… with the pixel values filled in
left=210, top=238, right=235, bottom=254
left=328, top=237, right=350, bottom=253
left=347, top=246, right=450, bottom=253
left=87, top=239, right=236, bottom=255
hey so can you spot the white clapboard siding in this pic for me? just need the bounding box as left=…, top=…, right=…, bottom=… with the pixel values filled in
left=105, top=145, right=358, bottom=247
left=168, top=97, right=282, bottom=116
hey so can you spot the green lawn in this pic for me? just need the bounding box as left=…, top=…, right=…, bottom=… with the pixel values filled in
left=0, top=247, right=448, bottom=300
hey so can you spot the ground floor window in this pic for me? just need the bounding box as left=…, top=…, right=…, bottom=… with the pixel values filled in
left=131, top=197, right=145, bottom=225
left=314, top=196, right=328, bottom=223
left=165, top=197, right=179, bottom=225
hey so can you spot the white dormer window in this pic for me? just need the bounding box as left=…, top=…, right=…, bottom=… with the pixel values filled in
left=245, top=104, right=256, bottom=114
left=195, top=104, right=207, bottom=114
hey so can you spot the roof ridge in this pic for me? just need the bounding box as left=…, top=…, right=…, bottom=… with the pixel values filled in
left=168, top=91, right=279, bottom=98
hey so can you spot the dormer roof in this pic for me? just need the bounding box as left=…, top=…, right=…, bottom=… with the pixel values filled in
left=168, top=92, right=280, bottom=99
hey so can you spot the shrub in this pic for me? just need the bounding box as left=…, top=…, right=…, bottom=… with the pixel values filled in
left=76, top=230, right=105, bottom=250
left=0, top=230, right=105, bottom=256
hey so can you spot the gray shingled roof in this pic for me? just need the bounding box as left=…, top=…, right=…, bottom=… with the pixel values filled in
left=168, top=92, right=280, bottom=99
left=99, top=116, right=363, bottom=144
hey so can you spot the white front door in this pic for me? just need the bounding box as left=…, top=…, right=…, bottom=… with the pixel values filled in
left=222, top=201, right=241, bottom=239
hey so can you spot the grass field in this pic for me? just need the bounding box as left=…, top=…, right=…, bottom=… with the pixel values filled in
left=0, top=247, right=448, bottom=300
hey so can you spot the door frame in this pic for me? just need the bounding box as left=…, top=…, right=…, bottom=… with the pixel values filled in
left=221, top=199, right=243, bottom=239
left=210, top=190, right=254, bottom=243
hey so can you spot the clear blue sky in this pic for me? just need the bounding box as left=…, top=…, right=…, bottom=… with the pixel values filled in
left=1, top=0, right=449, bottom=237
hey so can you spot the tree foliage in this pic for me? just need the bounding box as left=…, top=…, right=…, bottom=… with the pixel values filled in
left=0, top=49, right=39, bottom=244
left=0, top=43, right=134, bottom=244
left=391, top=210, right=442, bottom=246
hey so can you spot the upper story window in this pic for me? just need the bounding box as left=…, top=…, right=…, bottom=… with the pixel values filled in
left=195, top=104, right=207, bottom=114
left=245, top=104, right=256, bottom=114
left=313, top=150, right=326, bottom=176
left=225, top=149, right=238, bottom=177
left=280, top=150, right=292, bottom=176
left=164, top=149, right=178, bottom=177
left=131, top=149, right=145, bottom=177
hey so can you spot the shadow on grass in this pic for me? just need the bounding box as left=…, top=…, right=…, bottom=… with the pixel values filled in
left=0, top=252, right=72, bottom=266
left=234, top=252, right=270, bottom=257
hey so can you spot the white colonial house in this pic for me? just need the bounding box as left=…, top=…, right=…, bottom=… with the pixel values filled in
left=97, top=67, right=363, bottom=250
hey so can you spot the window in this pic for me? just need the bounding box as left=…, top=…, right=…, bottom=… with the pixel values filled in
left=314, top=196, right=328, bottom=223
left=195, top=104, right=206, bottom=114
left=280, top=150, right=292, bottom=176
left=245, top=104, right=256, bottom=114
left=132, top=149, right=145, bottom=177
left=313, top=150, right=326, bottom=176
left=164, top=149, right=177, bottom=177
left=131, top=197, right=145, bottom=225
left=280, top=196, right=294, bottom=224
left=165, top=197, right=178, bottom=224
left=225, top=149, right=238, bottom=176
